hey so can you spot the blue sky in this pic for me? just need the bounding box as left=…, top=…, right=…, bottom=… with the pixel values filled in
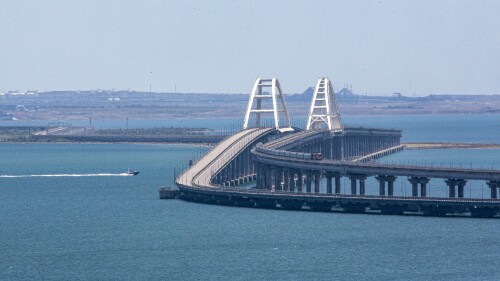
left=1, top=0, right=499, bottom=95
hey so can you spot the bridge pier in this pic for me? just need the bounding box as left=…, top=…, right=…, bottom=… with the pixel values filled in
left=297, top=171, right=303, bottom=193
left=375, top=175, right=397, bottom=196
left=445, top=178, right=467, bottom=198
left=314, top=171, right=321, bottom=193
left=349, top=174, right=367, bottom=195
left=388, top=179, right=394, bottom=196
left=288, top=169, right=297, bottom=192
left=487, top=181, right=499, bottom=199
left=326, top=172, right=333, bottom=194
left=305, top=171, right=313, bottom=193
left=274, top=167, right=283, bottom=191
left=283, top=169, right=289, bottom=191
left=258, top=166, right=265, bottom=189
left=408, top=177, right=430, bottom=197
left=255, top=163, right=266, bottom=189
left=457, top=179, right=466, bottom=198
left=325, top=172, right=342, bottom=194
left=335, top=173, right=341, bottom=194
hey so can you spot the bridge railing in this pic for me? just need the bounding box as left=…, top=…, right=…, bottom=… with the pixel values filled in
left=191, top=128, right=273, bottom=187
left=255, top=145, right=313, bottom=160
left=263, top=130, right=323, bottom=150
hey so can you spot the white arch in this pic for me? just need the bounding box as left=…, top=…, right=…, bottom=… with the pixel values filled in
left=306, top=77, right=343, bottom=132
left=243, top=78, right=292, bottom=131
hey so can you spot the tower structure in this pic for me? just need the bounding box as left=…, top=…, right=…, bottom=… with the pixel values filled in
left=243, top=78, right=292, bottom=131
left=306, top=77, right=343, bottom=132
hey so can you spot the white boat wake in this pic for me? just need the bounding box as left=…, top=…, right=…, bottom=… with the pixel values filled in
left=0, top=173, right=133, bottom=178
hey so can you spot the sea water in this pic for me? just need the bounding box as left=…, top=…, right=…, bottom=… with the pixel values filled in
left=1, top=114, right=499, bottom=280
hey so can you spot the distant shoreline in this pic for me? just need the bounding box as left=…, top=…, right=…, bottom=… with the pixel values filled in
left=2, top=139, right=500, bottom=150
left=403, top=142, right=500, bottom=149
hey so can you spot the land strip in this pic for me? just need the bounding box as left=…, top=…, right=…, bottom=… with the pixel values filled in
left=404, top=142, right=500, bottom=149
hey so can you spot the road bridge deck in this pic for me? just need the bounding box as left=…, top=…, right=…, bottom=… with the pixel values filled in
left=176, top=128, right=273, bottom=188
left=253, top=148, right=500, bottom=181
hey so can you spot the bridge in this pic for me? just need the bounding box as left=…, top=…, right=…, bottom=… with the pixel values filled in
left=175, top=77, right=500, bottom=218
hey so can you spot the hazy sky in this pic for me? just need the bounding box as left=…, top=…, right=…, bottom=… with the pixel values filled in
left=1, top=0, right=499, bottom=95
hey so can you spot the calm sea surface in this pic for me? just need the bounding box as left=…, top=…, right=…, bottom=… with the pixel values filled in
left=1, top=114, right=499, bottom=280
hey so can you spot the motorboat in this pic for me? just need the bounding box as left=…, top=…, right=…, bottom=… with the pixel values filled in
left=126, top=169, right=140, bottom=176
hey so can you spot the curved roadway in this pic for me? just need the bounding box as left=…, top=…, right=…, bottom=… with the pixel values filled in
left=176, top=127, right=274, bottom=188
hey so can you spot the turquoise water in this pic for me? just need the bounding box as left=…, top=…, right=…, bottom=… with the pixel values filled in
left=1, top=114, right=500, bottom=280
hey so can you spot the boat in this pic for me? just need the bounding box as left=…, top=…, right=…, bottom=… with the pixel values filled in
left=126, top=169, right=140, bottom=176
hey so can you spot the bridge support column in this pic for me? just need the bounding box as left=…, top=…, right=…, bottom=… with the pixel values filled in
left=457, top=179, right=467, bottom=198
left=326, top=172, right=333, bottom=194
left=288, top=170, right=297, bottom=192
left=335, top=173, right=341, bottom=194
left=349, top=174, right=367, bottom=195
left=283, top=169, right=289, bottom=192
left=266, top=166, right=273, bottom=190
left=376, top=175, right=388, bottom=196
left=420, top=178, right=430, bottom=197
left=305, top=171, right=313, bottom=193
left=274, top=168, right=283, bottom=191
left=350, top=177, right=357, bottom=195
left=408, top=177, right=430, bottom=197
left=314, top=172, right=321, bottom=193
left=409, top=178, right=419, bottom=197
left=297, top=171, right=303, bottom=193
left=387, top=177, right=395, bottom=196
left=378, top=178, right=385, bottom=195
left=254, top=166, right=259, bottom=188
left=359, top=179, right=365, bottom=195
left=445, top=179, right=457, bottom=198
left=487, top=181, right=499, bottom=199
left=256, top=163, right=263, bottom=189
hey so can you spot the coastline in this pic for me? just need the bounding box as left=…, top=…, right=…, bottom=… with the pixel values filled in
left=2, top=139, right=499, bottom=150
left=403, top=142, right=500, bottom=149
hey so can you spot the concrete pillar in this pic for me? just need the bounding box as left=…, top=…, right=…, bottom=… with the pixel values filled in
left=445, top=179, right=457, bottom=198
left=387, top=179, right=394, bottom=196
left=314, top=172, right=321, bottom=193
left=334, top=175, right=341, bottom=194
left=359, top=179, right=365, bottom=195
left=297, top=171, right=303, bottom=193
left=457, top=179, right=467, bottom=198
left=348, top=174, right=367, bottom=195
left=379, top=179, right=385, bottom=195
left=420, top=182, right=427, bottom=197
left=283, top=169, right=289, bottom=191
left=350, top=177, right=357, bottom=195
left=375, top=175, right=386, bottom=196
left=289, top=170, right=296, bottom=192
left=266, top=166, right=273, bottom=190
left=254, top=163, right=260, bottom=188
left=420, top=178, right=430, bottom=197
left=259, top=165, right=266, bottom=189
left=287, top=170, right=294, bottom=192
left=326, top=172, right=333, bottom=194
left=487, top=181, right=498, bottom=199
left=306, top=172, right=313, bottom=193
left=274, top=168, right=282, bottom=191
left=231, top=161, right=236, bottom=182
left=408, top=178, right=419, bottom=197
